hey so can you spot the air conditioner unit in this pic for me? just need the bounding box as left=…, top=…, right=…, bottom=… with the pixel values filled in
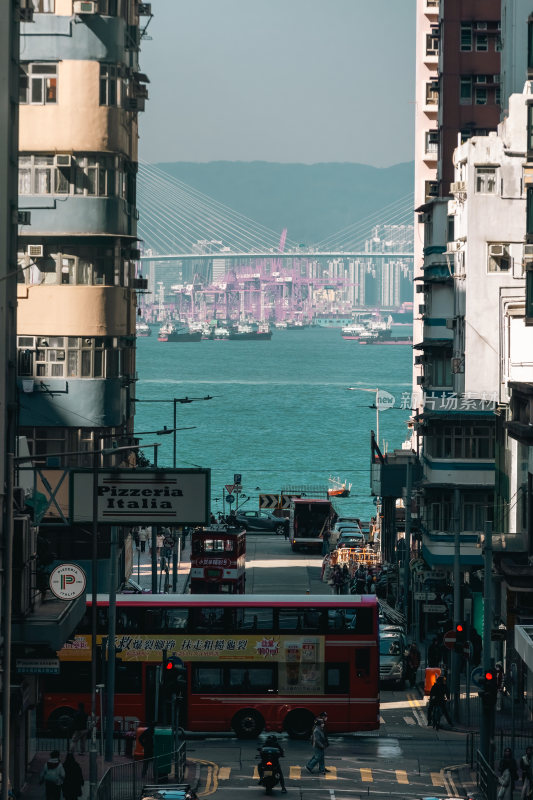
left=418, top=304, right=427, bottom=315
left=18, top=7, right=34, bottom=21
left=450, top=181, right=467, bottom=194
left=134, top=84, right=149, bottom=99
left=55, top=154, right=72, bottom=167
left=124, top=97, right=145, bottom=112
left=27, top=244, right=43, bottom=258
left=493, top=74, right=500, bottom=84
left=129, top=248, right=141, bottom=260
left=414, top=355, right=424, bottom=365
left=452, top=357, right=464, bottom=374
left=446, top=318, right=456, bottom=329
left=427, top=181, right=439, bottom=197
left=489, top=243, right=509, bottom=258
left=418, top=212, right=430, bottom=224
left=138, top=2, right=152, bottom=13
left=73, top=0, right=98, bottom=13
left=416, top=375, right=425, bottom=386
left=524, top=244, right=533, bottom=257
left=476, top=22, right=487, bottom=30
left=416, top=284, right=425, bottom=293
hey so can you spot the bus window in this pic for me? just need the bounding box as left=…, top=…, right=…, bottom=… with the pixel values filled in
left=191, top=606, right=226, bottom=633
left=278, top=609, right=302, bottom=632
left=78, top=607, right=108, bottom=634
left=327, top=607, right=373, bottom=635
left=234, top=607, right=273, bottom=633
left=192, top=666, right=224, bottom=691
left=204, top=539, right=225, bottom=552
left=355, top=648, right=370, bottom=678
left=325, top=663, right=349, bottom=694
left=117, top=608, right=143, bottom=633
left=143, top=609, right=164, bottom=633
left=301, top=609, right=323, bottom=632
left=115, top=661, right=142, bottom=693
left=228, top=665, right=275, bottom=693
left=162, top=608, right=188, bottom=632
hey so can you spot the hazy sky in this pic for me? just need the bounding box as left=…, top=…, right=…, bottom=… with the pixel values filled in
left=138, top=1, right=416, bottom=167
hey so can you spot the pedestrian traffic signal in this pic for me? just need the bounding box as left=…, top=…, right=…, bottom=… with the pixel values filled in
left=454, top=622, right=466, bottom=654
left=478, top=668, right=498, bottom=709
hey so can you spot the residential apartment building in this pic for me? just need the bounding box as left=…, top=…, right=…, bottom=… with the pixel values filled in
left=9, top=0, right=149, bottom=779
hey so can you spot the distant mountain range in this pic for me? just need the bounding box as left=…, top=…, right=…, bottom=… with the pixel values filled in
left=154, top=161, right=414, bottom=246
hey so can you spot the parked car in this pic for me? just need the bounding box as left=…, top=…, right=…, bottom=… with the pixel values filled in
left=330, top=519, right=363, bottom=546
left=379, top=631, right=407, bottom=687
left=234, top=509, right=289, bottom=535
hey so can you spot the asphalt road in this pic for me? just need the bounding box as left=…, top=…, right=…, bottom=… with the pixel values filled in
left=183, top=533, right=472, bottom=799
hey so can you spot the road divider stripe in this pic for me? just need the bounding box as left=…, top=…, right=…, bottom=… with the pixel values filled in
left=431, top=772, right=445, bottom=786
left=289, top=766, right=301, bottom=779
left=360, top=768, right=373, bottom=782
left=396, top=770, right=409, bottom=784
left=218, top=767, right=231, bottom=780
left=325, top=767, right=337, bottom=781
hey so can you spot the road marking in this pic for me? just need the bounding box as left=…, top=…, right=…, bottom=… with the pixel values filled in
left=360, top=768, right=373, bottom=782
left=403, top=716, right=416, bottom=725
left=431, top=771, right=445, bottom=786
left=289, top=766, right=301, bottom=779
left=252, top=766, right=259, bottom=780
left=407, top=692, right=428, bottom=727
left=189, top=758, right=219, bottom=797
left=218, top=767, right=231, bottom=780
left=395, top=770, right=409, bottom=784
left=325, top=767, right=337, bottom=780
left=379, top=715, right=385, bottom=723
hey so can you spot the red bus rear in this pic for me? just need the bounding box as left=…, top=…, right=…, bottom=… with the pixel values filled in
left=42, top=594, right=379, bottom=739
left=190, top=525, right=245, bottom=593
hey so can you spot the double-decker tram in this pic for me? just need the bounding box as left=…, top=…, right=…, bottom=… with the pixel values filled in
left=42, top=594, right=379, bottom=739
left=190, top=525, right=246, bottom=593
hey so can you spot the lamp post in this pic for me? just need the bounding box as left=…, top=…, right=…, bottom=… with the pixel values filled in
left=134, top=395, right=213, bottom=469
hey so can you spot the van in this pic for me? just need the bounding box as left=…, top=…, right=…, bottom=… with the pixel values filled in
left=379, top=631, right=407, bottom=687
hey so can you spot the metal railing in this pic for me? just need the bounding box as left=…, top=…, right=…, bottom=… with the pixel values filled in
left=97, top=744, right=186, bottom=800
left=477, top=749, right=498, bottom=800
left=467, top=730, right=533, bottom=769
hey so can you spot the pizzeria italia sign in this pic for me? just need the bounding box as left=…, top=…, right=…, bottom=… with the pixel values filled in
left=71, top=468, right=210, bottom=525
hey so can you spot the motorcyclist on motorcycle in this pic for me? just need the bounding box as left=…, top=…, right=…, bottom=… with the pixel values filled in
left=257, top=735, right=287, bottom=793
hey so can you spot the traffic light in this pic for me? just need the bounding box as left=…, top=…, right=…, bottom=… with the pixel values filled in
left=454, top=621, right=466, bottom=654
left=161, top=656, right=187, bottom=699
left=478, top=668, right=498, bottom=709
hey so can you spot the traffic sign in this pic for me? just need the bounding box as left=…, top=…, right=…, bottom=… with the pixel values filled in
left=225, top=484, right=236, bottom=494
left=423, top=604, right=447, bottom=614
left=260, top=494, right=280, bottom=510
left=226, top=494, right=235, bottom=504
left=443, top=630, right=456, bottom=649
left=471, top=666, right=484, bottom=688
left=234, top=474, right=242, bottom=485
left=414, top=591, right=437, bottom=601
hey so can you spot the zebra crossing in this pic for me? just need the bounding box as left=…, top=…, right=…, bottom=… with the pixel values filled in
left=216, top=764, right=446, bottom=787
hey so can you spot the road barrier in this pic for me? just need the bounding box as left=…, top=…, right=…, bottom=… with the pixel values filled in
left=97, top=743, right=187, bottom=800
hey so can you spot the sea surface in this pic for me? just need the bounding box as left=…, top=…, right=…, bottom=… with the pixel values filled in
left=135, top=327, right=412, bottom=522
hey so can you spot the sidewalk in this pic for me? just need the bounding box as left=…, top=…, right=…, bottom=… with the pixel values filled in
left=131, top=533, right=192, bottom=594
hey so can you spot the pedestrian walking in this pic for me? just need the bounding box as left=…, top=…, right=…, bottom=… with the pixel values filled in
left=69, top=703, right=88, bottom=755
left=496, top=662, right=505, bottom=711
left=39, top=751, right=65, bottom=800
left=427, top=676, right=452, bottom=727
left=138, top=526, right=148, bottom=553
left=498, top=769, right=513, bottom=800
left=331, top=565, right=344, bottom=595
left=140, top=724, right=155, bottom=778
left=341, top=564, right=350, bottom=594
left=317, top=711, right=329, bottom=747
left=62, top=753, right=84, bottom=800
left=520, top=747, right=533, bottom=800
left=406, top=642, right=421, bottom=688
left=321, top=529, right=330, bottom=556
left=499, top=748, right=519, bottom=792
left=305, top=719, right=328, bottom=775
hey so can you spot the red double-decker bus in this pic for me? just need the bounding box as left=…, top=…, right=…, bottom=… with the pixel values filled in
left=41, top=594, right=379, bottom=739
left=190, top=525, right=246, bottom=593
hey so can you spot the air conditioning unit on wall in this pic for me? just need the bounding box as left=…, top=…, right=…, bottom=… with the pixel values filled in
left=27, top=244, right=43, bottom=258
left=73, top=0, right=97, bottom=13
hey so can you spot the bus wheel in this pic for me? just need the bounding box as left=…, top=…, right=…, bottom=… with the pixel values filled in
left=232, top=709, right=264, bottom=739
left=284, top=709, right=315, bottom=739
left=48, top=707, right=75, bottom=736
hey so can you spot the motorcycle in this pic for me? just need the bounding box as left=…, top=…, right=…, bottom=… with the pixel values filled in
left=257, top=745, right=282, bottom=794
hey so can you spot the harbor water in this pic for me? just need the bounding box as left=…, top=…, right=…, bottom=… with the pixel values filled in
left=135, top=326, right=412, bottom=521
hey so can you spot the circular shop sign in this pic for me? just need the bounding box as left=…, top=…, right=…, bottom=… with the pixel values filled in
left=49, top=563, right=87, bottom=600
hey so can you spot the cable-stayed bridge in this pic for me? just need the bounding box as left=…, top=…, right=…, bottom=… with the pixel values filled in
left=137, top=162, right=415, bottom=263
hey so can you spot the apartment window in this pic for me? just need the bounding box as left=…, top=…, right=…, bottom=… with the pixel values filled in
left=430, top=424, right=495, bottom=459
left=476, top=33, right=488, bottom=52
left=495, top=35, right=502, bottom=53
left=30, top=0, right=55, bottom=10
left=18, top=244, right=118, bottom=287
left=475, top=86, right=488, bottom=105
left=428, top=494, right=452, bottom=532
left=476, top=167, right=497, bottom=194
left=98, top=0, right=118, bottom=13
left=430, top=354, right=452, bottom=387
left=495, top=86, right=501, bottom=105
left=460, top=77, right=472, bottom=105
left=16, top=335, right=131, bottom=380
left=426, top=33, right=439, bottom=57
left=18, top=154, right=118, bottom=197
left=462, top=492, right=493, bottom=531
left=100, top=64, right=119, bottom=106
left=424, top=130, right=439, bottom=154
left=488, top=243, right=511, bottom=273
left=19, top=63, right=57, bottom=104
left=425, top=82, right=439, bottom=106
left=460, top=24, right=472, bottom=51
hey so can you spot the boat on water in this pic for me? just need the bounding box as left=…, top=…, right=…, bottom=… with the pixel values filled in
left=158, top=322, right=202, bottom=342
left=136, top=321, right=152, bottom=337
left=210, top=325, right=230, bottom=340
left=228, top=322, right=272, bottom=341
left=327, top=476, right=352, bottom=498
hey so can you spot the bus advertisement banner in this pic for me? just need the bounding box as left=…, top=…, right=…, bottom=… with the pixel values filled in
left=59, top=634, right=324, bottom=694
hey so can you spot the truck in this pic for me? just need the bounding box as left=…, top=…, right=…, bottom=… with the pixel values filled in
left=289, top=498, right=337, bottom=552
